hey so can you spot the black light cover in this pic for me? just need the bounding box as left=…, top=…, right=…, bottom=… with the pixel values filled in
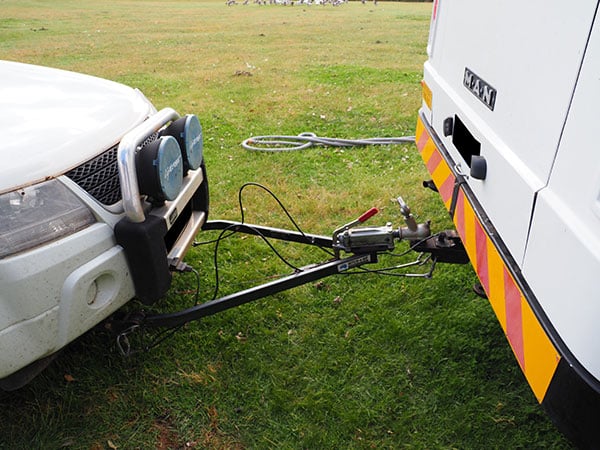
left=161, top=114, right=203, bottom=174
left=136, top=135, right=183, bottom=203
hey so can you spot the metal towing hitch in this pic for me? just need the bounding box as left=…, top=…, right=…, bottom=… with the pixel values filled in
left=332, top=197, right=431, bottom=257
left=110, top=195, right=469, bottom=352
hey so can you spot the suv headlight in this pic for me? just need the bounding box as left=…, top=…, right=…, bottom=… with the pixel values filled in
left=0, top=179, right=96, bottom=259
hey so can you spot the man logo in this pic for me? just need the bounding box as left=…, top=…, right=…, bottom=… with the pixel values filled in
left=464, top=68, right=497, bottom=111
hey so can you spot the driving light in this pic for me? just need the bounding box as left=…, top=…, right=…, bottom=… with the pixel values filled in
left=0, top=179, right=96, bottom=259
left=136, top=135, right=183, bottom=203
left=161, top=114, right=203, bottom=173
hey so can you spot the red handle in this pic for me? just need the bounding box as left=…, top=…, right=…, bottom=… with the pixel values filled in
left=357, top=207, right=379, bottom=223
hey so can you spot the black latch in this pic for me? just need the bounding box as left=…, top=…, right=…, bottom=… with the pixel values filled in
left=443, top=117, right=454, bottom=137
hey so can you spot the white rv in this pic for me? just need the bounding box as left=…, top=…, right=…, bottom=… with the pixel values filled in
left=416, top=1, right=600, bottom=447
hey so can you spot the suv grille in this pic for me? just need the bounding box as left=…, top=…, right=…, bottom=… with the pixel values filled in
left=66, top=145, right=122, bottom=205
left=66, top=133, right=159, bottom=206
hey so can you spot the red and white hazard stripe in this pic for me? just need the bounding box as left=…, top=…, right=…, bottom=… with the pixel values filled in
left=416, top=115, right=560, bottom=403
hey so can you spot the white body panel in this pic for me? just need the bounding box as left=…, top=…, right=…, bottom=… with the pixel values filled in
left=421, top=2, right=600, bottom=444
left=523, top=19, right=600, bottom=379
left=0, top=223, right=134, bottom=376
left=424, top=0, right=600, bottom=382
left=0, top=60, right=152, bottom=193
left=425, top=0, right=597, bottom=265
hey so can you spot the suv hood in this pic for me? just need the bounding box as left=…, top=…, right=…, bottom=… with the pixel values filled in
left=0, top=60, right=154, bottom=193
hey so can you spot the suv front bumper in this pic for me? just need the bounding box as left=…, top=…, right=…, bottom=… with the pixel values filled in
left=0, top=108, right=208, bottom=386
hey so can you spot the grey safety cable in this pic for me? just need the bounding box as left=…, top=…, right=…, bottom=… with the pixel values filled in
left=241, top=131, right=415, bottom=152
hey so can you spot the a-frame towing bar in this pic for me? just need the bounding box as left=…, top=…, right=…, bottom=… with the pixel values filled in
left=145, top=250, right=377, bottom=329
left=134, top=204, right=467, bottom=331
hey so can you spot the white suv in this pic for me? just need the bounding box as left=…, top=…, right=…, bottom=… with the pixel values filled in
left=0, top=60, right=209, bottom=389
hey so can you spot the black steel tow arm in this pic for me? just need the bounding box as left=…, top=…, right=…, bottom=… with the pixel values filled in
left=141, top=219, right=377, bottom=329
left=130, top=200, right=468, bottom=333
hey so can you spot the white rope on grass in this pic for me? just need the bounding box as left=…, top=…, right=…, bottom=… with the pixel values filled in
left=241, top=132, right=415, bottom=152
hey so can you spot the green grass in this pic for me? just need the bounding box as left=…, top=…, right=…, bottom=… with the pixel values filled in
left=0, top=1, right=573, bottom=449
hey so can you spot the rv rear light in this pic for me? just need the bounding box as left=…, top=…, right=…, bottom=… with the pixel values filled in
left=421, top=80, right=432, bottom=110
left=0, top=179, right=96, bottom=259
left=136, top=135, right=184, bottom=203
left=427, top=0, right=440, bottom=57
left=432, top=0, right=439, bottom=21
left=161, top=114, right=203, bottom=174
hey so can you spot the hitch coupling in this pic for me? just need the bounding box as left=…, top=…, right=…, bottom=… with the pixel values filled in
left=332, top=197, right=430, bottom=255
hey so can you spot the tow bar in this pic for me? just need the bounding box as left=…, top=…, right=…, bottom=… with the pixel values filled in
left=112, top=196, right=469, bottom=352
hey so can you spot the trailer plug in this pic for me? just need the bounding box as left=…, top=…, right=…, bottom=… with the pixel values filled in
left=168, top=258, right=194, bottom=273
left=422, top=179, right=438, bottom=192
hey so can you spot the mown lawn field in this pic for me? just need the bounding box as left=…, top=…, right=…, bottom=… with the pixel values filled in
left=0, top=1, right=573, bottom=448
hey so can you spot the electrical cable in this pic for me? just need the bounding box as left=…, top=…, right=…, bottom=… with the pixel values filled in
left=194, top=182, right=334, bottom=255
left=115, top=266, right=202, bottom=356
left=237, top=182, right=335, bottom=257
left=196, top=182, right=441, bottom=296
left=337, top=233, right=443, bottom=278
left=190, top=267, right=201, bottom=306
left=143, top=267, right=202, bottom=352
left=344, top=254, right=436, bottom=278
left=386, top=232, right=443, bottom=258
left=196, top=182, right=340, bottom=301
left=209, top=221, right=308, bottom=302
left=241, top=132, right=415, bottom=152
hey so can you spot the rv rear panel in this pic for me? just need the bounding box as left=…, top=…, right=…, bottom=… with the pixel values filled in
left=418, top=1, right=600, bottom=446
